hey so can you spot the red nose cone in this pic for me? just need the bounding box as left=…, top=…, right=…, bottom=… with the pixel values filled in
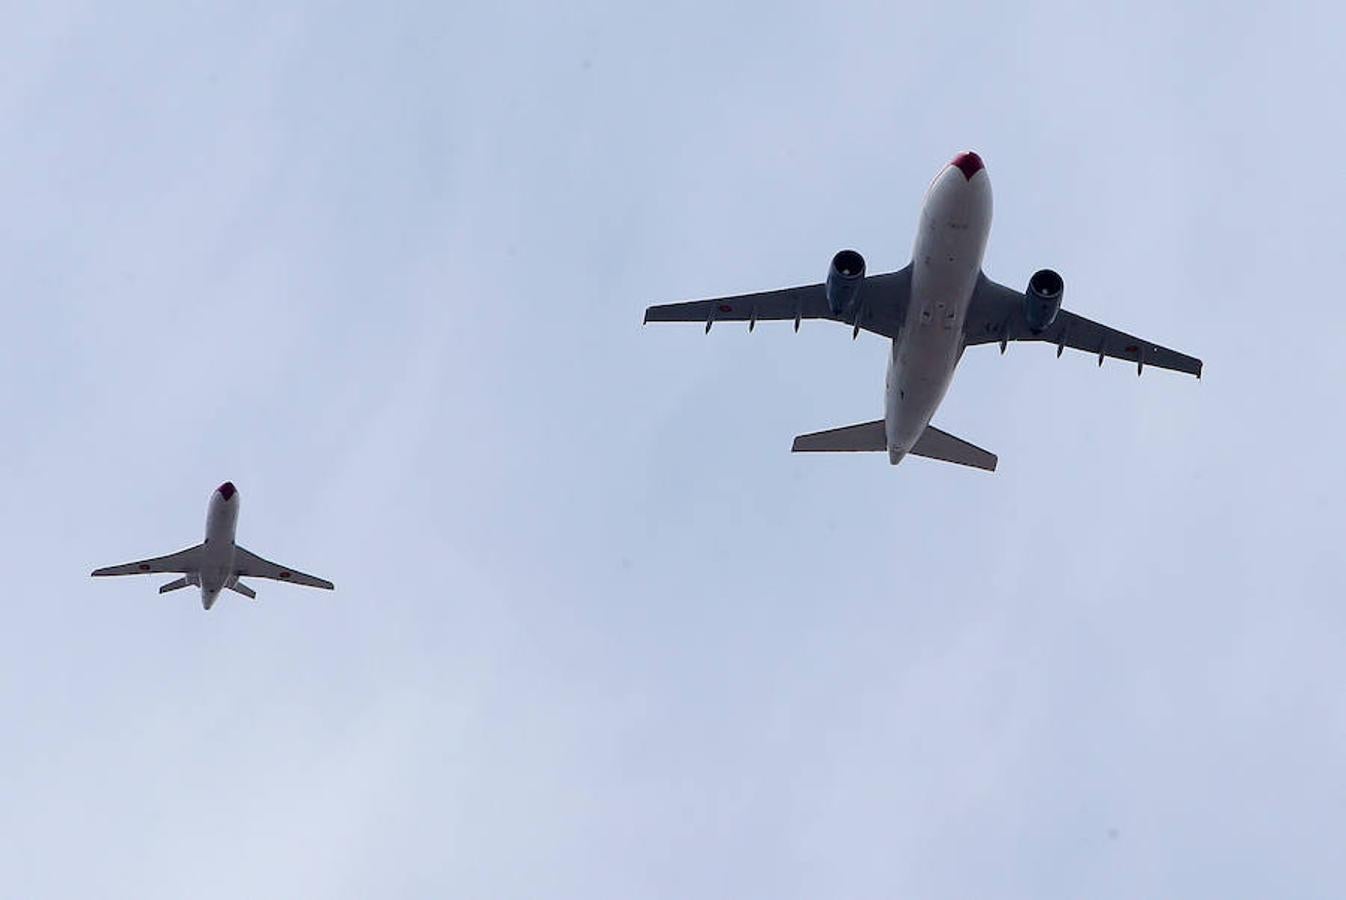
left=952, top=151, right=985, bottom=180
left=218, top=482, right=237, bottom=500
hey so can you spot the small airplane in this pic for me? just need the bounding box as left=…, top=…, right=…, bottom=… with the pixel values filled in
left=643, top=152, right=1202, bottom=471
left=91, top=482, right=334, bottom=610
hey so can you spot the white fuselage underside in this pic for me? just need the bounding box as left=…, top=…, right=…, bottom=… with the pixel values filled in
left=885, top=164, right=992, bottom=463
left=200, top=492, right=239, bottom=609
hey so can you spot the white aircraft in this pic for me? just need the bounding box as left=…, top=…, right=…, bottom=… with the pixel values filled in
left=644, top=151, right=1202, bottom=471
left=91, top=482, right=334, bottom=610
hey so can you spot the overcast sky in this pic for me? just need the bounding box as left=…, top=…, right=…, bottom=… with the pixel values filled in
left=2, top=2, right=1344, bottom=897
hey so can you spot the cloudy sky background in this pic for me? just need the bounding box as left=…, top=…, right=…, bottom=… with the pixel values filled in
left=2, top=1, right=1344, bottom=897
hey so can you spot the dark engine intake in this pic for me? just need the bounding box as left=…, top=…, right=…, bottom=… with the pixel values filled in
left=826, top=249, right=866, bottom=315
left=1024, top=268, right=1064, bottom=333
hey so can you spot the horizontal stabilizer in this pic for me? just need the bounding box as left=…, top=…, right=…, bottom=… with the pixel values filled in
left=792, top=419, right=996, bottom=471
left=159, top=577, right=190, bottom=594
left=910, top=425, right=997, bottom=472
left=228, top=580, right=257, bottom=600
left=791, top=419, right=886, bottom=452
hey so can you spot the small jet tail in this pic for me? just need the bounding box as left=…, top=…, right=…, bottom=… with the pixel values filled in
left=792, top=419, right=997, bottom=472
left=159, top=577, right=190, bottom=594
left=228, top=580, right=257, bottom=600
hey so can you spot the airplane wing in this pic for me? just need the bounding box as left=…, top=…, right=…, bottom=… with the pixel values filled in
left=643, top=267, right=912, bottom=340
left=91, top=544, right=203, bottom=577
left=965, top=276, right=1202, bottom=377
left=234, top=546, right=335, bottom=591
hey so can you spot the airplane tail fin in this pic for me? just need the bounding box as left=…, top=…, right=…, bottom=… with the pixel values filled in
left=228, top=580, right=257, bottom=600
left=159, top=577, right=190, bottom=594
left=792, top=419, right=997, bottom=472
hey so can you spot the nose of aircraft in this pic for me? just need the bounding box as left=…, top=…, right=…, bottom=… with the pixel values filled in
left=217, top=481, right=237, bottom=501
left=951, top=151, right=985, bottom=180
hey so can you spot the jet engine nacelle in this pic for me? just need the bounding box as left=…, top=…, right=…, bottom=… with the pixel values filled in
left=826, top=249, right=866, bottom=315
left=1024, top=268, right=1064, bottom=333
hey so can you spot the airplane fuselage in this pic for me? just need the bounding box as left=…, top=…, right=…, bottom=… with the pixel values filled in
left=885, top=153, right=992, bottom=464
left=200, top=483, right=239, bottom=609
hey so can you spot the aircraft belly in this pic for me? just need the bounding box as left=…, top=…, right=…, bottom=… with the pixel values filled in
left=201, top=497, right=239, bottom=596
left=888, top=339, right=957, bottom=451
left=199, top=549, right=231, bottom=609
left=887, top=194, right=989, bottom=454
left=199, top=540, right=235, bottom=597
left=889, top=269, right=974, bottom=448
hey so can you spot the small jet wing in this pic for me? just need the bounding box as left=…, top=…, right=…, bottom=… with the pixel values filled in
left=92, top=544, right=203, bottom=577
left=965, top=277, right=1202, bottom=377
left=234, top=546, right=334, bottom=591
left=644, top=267, right=912, bottom=340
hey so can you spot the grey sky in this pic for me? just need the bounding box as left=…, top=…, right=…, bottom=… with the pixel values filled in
left=2, top=1, right=1344, bottom=897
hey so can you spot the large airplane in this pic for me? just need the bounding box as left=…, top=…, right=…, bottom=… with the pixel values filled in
left=91, top=482, right=334, bottom=610
left=643, top=152, right=1202, bottom=471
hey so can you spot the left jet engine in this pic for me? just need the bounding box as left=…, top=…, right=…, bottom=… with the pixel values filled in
left=826, top=249, right=866, bottom=315
left=1023, top=268, right=1064, bottom=333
